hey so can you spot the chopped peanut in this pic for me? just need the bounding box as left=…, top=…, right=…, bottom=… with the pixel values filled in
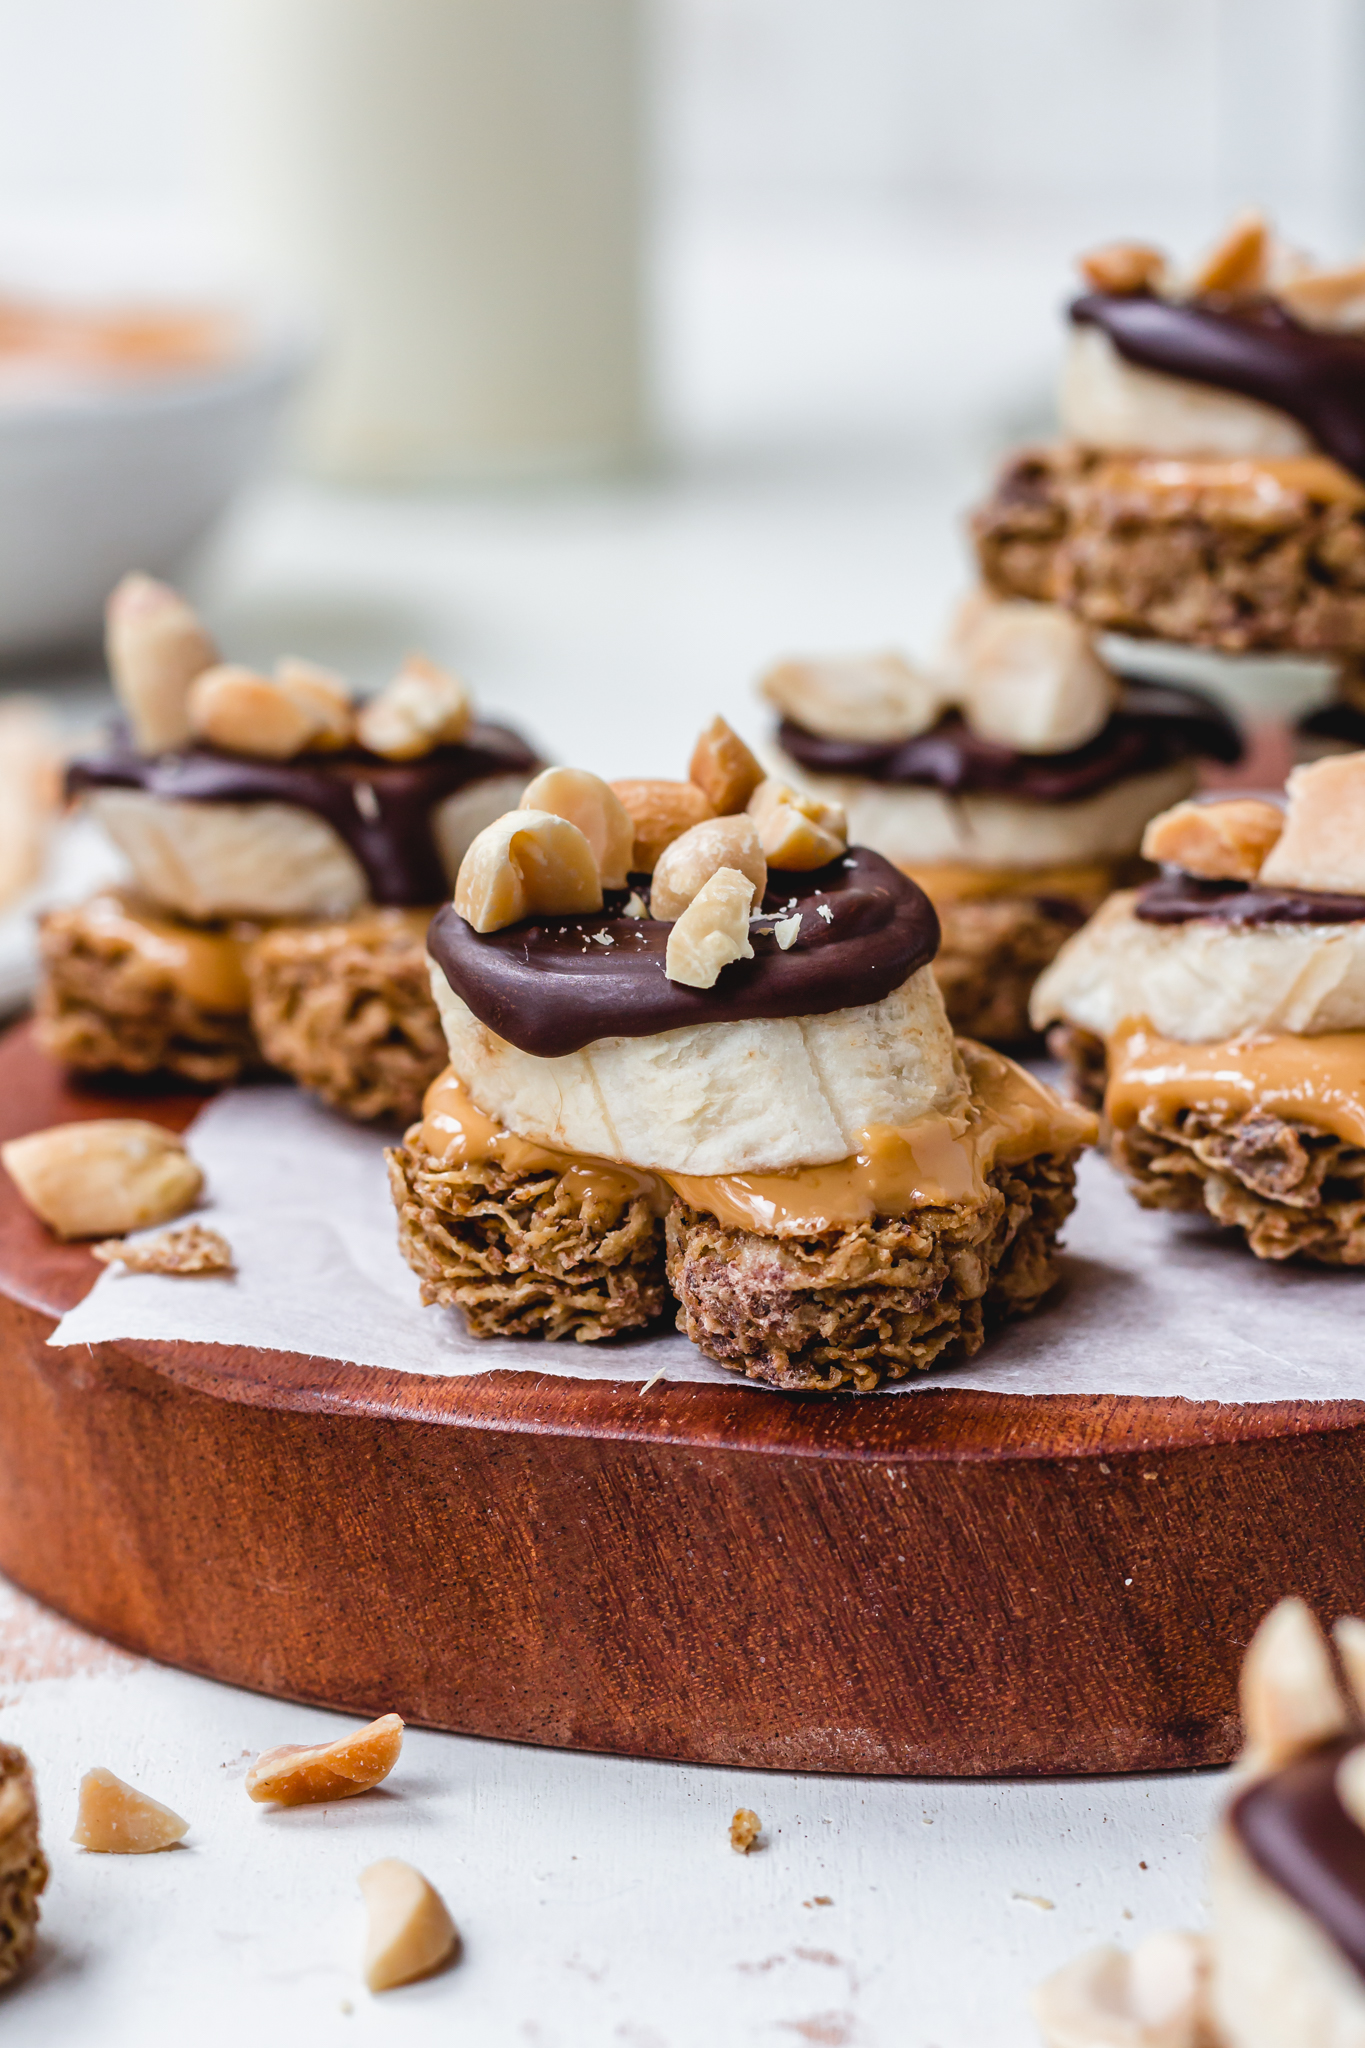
left=3, top=1120, right=202, bottom=1241
left=610, top=779, right=715, bottom=872
left=1141, top=798, right=1283, bottom=882
left=72, top=1769, right=188, bottom=1854
left=649, top=815, right=766, bottom=921
left=664, top=868, right=756, bottom=988
left=105, top=574, right=218, bottom=755
left=730, top=1807, right=762, bottom=1854
left=246, top=1713, right=404, bottom=1806
left=361, top=1859, right=459, bottom=1992
left=454, top=810, right=602, bottom=932
left=688, top=716, right=764, bottom=815
left=521, top=767, right=635, bottom=889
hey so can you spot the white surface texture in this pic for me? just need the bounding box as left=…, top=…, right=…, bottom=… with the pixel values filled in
left=0, top=1579, right=1224, bottom=2048
left=46, top=1077, right=1365, bottom=1402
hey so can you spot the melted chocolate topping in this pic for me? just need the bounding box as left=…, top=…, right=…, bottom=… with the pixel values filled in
left=1137, top=872, right=1365, bottom=927
left=777, top=681, right=1241, bottom=800
left=67, top=721, right=538, bottom=906
left=1232, top=1738, right=1365, bottom=1982
left=427, top=847, right=939, bottom=1058
left=1072, top=289, right=1365, bottom=481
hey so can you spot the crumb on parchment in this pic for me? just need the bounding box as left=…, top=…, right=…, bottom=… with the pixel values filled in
left=730, top=1808, right=762, bottom=1854
left=93, top=1223, right=234, bottom=1276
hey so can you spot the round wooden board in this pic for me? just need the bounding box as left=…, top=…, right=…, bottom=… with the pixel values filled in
left=2, top=1020, right=1363, bottom=1778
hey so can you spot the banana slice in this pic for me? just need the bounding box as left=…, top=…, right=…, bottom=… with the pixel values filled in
left=85, top=773, right=532, bottom=923
left=1029, top=890, right=1365, bottom=1042
left=85, top=790, right=370, bottom=921
left=1060, top=325, right=1311, bottom=460
left=429, top=961, right=966, bottom=1176
left=772, top=760, right=1196, bottom=872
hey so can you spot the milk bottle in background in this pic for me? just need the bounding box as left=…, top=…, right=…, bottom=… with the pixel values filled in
left=203, top=0, right=647, bottom=483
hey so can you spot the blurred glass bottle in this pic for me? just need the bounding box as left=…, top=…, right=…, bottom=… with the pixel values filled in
left=203, top=0, right=647, bottom=483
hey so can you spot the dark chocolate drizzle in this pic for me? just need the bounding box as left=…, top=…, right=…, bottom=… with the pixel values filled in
left=1136, top=872, right=1365, bottom=927
left=67, top=721, right=538, bottom=906
left=777, top=681, right=1241, bottom=801
left=1232, top=1737, right=1365, bottom=1982
left=1071, top=289, right=1365, bottom=482
left=427, top=847, right=939, bottom=1058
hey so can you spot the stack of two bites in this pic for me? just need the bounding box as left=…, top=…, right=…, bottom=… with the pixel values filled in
left=389, top=719, right=1095, bottom=1392
left=40, top=577, right=538, bottom=1122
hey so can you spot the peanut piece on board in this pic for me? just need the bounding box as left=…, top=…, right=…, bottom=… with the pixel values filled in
left=649, top=814, right=766, bottom=920
left=610, top=779, right=715, bottom=872
left=72, top=1769, right=188, bottom=1854
left=664, top=868, right=756, bottom=988
left=688, top=716, right=764, bottom=815
left=521, top=767, right=635, bottom=889
left=1141, top=798, right=1283, bottom=881
left=361, top=1859, right=459, bottom=1992
left=2, top=1120, right=202, bottom=1240
left=106, top=574, right=218, bottom=755
left=730, top=1808, right=762, bottom=1854
left=247, top=1714, right=404, bottom=1806
left=454, top=810, right=602, bottom=932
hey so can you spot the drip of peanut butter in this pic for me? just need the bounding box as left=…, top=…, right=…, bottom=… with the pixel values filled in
left=1106, top=1018, right=1365, bottom=1149
left=1090, top=453, right=1365, bottom=511
left=417, top=1043, right=1096, bottom=1236
left=80, top=890, right=254, bottom=1014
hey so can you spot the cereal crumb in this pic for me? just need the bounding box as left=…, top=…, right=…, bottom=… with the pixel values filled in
left=1011, top=1892, right=1055, bottom=1911
left=93, top=1223, right=234, bottom=1276
left=730, top=1808, right=762, bottom=1854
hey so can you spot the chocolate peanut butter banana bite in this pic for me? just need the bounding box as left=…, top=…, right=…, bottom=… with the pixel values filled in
left=388, top=722, right=1094, bottom=1389
left=974, top=212, right=1365, bottom=662
left=1033, top=752, right=1365, bottom=1264
left=41, top=575, right=537, bottom=1118
left=1034, top=1598, right=1365, bottom=2048
left=762, top=595, right=1239, bottom=1045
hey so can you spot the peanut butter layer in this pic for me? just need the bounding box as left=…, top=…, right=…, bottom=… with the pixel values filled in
left=1106, top=1020, right=1365, bottom=1151
left=37, top=893, right=260, bottom=1085
left=418, top=1042, right=1094, bottom=1237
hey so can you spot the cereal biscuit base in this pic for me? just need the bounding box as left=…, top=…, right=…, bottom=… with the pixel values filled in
left=973, top=443, right=1365, bottom=655
left=387, top=1132, right=668, bottom=1342
left=0, top=1743, right=48, bottom=1987
left=36, top=901, right=258, bottom=1086
left=1051, top=1028, right=1365, bottom=1264
left=932, top=893, right=1089, bottom=1045
left=665, top=1151, right=1079, bottom=1392
left=247, top=911, right=446, bottom=1126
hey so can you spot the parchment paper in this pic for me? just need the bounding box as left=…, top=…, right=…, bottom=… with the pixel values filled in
left=48, top=1081, right=1365, bottom=1401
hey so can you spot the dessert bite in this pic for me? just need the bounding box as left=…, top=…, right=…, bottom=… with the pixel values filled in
left=388, top=723, right=1095, bottom=1389
left=974, top=213, right=1365, bottom=660
left=1034, top=1597, right=1365, bottom=2048
left=760, top=595, right=1240, bottom=1044
left=41, top=575, right=537, bottom=1119
left=1032, top=753, right=1365, bottom=1263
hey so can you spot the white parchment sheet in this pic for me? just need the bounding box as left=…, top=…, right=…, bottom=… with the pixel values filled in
left=48, top=1081, right=1365, bottom=1400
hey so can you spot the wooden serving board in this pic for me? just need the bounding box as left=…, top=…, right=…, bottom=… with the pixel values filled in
left=1, top=1016, right=1362, bottom=1778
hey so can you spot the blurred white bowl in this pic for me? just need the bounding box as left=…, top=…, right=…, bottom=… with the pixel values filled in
left=0, top=332, right=304, bottom=661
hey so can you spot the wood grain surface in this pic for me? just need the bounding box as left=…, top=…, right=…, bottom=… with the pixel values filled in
left=1, top=1019, right=1362, bottom=1776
